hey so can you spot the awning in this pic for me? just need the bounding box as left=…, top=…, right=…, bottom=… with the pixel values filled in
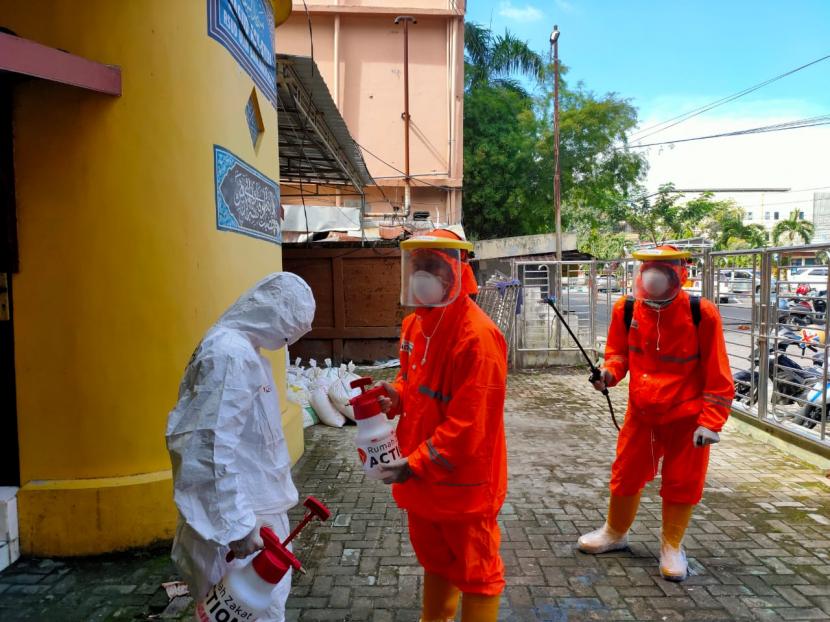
left=0, top=31, right=121, bottom=95
left=276, top=54, right=372, bottom=195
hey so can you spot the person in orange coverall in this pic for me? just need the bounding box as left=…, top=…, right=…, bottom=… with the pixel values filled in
left=377, top=231, right=507, bottom=622
left=578, top=246, right=734, bottom=582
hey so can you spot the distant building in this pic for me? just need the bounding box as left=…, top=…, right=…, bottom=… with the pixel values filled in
left=277, top=1, right=465, bottom=239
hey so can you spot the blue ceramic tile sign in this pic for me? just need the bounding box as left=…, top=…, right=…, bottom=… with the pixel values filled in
left=208, top=0, right=277, bottom=106
left=245, top=94, right=261, bottom=147
left=214, top=145, right=281, bottom=244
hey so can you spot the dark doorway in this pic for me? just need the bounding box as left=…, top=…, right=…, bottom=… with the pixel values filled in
left=0, top=74, right=20, bottom=486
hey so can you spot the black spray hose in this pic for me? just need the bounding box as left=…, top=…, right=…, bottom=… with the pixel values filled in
left=544, top=296, right=620, bottom=431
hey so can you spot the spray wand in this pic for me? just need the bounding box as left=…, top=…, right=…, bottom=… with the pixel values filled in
left=544, top=296, right=620, bottom=431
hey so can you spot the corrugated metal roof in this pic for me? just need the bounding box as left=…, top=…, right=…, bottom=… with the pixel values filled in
left=276, top=54, right=373, bottom=190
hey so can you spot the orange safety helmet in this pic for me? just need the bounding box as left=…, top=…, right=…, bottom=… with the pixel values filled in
left=631, top=245, right=690, bottom=303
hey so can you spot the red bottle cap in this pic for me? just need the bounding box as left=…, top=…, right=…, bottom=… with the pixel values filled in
left=252, top=550, right=290, bottom=584
left=252, top=527, right=303, bottom=584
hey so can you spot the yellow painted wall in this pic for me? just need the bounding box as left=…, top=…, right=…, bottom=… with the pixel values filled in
left=0, top=0, right=303, bottom=555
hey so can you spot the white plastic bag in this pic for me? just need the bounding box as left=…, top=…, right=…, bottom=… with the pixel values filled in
left=321, top=358, right=339, bottom=383
left=328, top=364, right=361, bottom=421
left=304, top=359, right=322, bottom=383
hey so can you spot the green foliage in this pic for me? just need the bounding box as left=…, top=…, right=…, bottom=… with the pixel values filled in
left=577, top=228, right=629, bottom=260
left=462, top=23, right=647, bottom=241
left=772, top=210, right=815, bottom=245
left=621, top=186, right=765, bottom=250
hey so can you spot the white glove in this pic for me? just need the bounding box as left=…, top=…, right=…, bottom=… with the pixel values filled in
left=229, top=518, right=272, bottom=559
left=591, top=369, right=615, bottom=392
left=693, top=426, right=720, bottom=447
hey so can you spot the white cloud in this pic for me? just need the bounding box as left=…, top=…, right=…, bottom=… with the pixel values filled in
left=555, top=0, right=575, bottom=13
left=498, top=1, right=543, bottom=23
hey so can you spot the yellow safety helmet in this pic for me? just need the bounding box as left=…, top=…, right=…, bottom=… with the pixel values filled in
left=632, top=245, right=691, bottom=262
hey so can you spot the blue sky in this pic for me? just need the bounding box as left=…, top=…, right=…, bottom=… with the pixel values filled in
left=468, top=0, right=830, bottom=120
left=467, top=1, right=830, bottom=195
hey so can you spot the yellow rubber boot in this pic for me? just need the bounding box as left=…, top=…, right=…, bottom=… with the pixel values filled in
left=420, top=572, right=460, bottom=622
left=460, top=592, right=500, bottom=622
left=577, top=493, right=641, bottom=554
left=660, top=502, right=694, bottom=582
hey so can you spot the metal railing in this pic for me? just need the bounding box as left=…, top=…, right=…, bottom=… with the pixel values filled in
left=510, top=244, right=830, bottom=449
left=719, top=244, right=830, bottom=447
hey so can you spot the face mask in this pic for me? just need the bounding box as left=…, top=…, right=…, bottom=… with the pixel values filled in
left=410, top=271, right=446, bottom=305
left=641, top=268, right=671, bottom=298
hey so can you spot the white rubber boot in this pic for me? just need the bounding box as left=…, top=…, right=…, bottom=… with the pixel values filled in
left=577, top=524, right=628, bottom=554
left=659, top=542, right=688, bottom=581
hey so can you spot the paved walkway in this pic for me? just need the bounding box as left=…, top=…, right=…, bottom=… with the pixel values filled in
left=2, top=369, right=829, bottom=621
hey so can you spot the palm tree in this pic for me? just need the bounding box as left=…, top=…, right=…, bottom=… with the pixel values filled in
left=465, top=23, right=544, bottom=95
left=772, top=210, right=815, bottom=246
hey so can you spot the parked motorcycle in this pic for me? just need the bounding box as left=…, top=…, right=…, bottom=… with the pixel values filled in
left=733, top=329, right=822, bottom=407
left=800, top=351, right=830, bottom=430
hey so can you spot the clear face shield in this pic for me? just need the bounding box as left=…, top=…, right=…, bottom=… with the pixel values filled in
left=401, top=238, right=470, bottom=308
left=634, top=260, right=687, bottom=304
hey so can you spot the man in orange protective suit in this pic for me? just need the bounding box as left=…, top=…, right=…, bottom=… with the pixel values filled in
left=377, top=231, right=507, bottom=621
left=578, top=246, right=733, bottom=581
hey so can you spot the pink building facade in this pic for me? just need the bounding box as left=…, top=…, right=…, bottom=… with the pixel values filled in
left=277, top=1, right=465, bottom=234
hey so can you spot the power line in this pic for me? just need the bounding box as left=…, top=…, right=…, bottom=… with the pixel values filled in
left=355, top=141, right=454, bottom=191
left=630, top=52, right=830, bottom=142
left=623, top=115, right=830, bottom=149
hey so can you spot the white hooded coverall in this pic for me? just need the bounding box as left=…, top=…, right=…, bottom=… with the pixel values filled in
left=166, top=273, right=315, bottom=622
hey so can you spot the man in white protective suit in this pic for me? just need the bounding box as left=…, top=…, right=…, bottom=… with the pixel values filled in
left=166, top=272, right=315, bottom=622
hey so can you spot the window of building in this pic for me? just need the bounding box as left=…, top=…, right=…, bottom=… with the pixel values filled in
left=746, top=212, right=753, bottom=220
left=799, top=211, right=805, bottom=220
left=765, top=212, right=770, bottom=220
left=774, top=212, right=779, bottom=220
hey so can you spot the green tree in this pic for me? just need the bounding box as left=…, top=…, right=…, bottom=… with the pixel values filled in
left=772, top=210, right=815, bottom=245
left=577, top=227, right=628, bottom=260
left=623, top=187, right=745, bottom=245
left=462, top=24, right=647, bottom=240
left=464, top=86, right=552, bottom=238
left=535, top=65, right=647, bottom=232
left=464, top=23, right=544, bottom=94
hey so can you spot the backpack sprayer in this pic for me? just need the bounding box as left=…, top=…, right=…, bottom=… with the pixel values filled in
left=544, top=296, right=620, bottom=431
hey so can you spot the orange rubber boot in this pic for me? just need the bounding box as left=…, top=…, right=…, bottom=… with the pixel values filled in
left=578, top=493, right=641, bottom=554
left=420, top=572, right=460, bottom=622
left=460, top=592, right=500, bottom=622
left=660, top=502, right=694, bottom=581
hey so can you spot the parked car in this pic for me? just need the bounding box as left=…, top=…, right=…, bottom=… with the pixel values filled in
left=683, top=277, right=735, bottom=303
left=719, top=269, right=756, bottom=294
left=789, top=266, right=829, bottom=289
left=595, top=274, right=621, bottom=292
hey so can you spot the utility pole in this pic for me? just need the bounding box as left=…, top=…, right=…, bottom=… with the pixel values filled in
left=395, top=16, right=416, bottom=217
left=551, top=25, right=561, bottom=265
left=550, top=25, right=562, bottom=351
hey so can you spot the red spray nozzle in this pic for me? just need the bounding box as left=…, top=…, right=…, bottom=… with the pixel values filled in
left=284, top=496, right=331, bottom=545
left=351, top=377, right=374, bottom=393
left=225, top=496, right=331, bottom=564
left=349, top=377, right=390, bottom=420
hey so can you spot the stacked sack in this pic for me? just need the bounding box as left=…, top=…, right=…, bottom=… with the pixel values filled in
left=286, top=356, right=364, bottom=428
